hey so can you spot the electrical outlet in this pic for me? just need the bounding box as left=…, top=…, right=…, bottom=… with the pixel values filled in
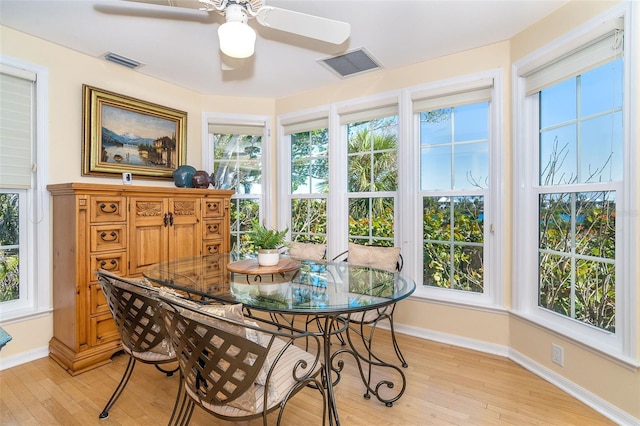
left=552, top=343, right=564, bottom=366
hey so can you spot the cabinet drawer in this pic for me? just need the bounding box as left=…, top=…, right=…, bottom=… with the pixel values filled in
left=90, top=313, right=119, bottom=347
left=90, top=196, right=127, bottom=223
left=203, top=219, right=224, bottom=240
left=89, top=252, right=127, bottom=283
left=90, top=224, right=127, bottom=252
left=89, top=283, right=109, bottom=315
left=203, top=241, right=223, bottom=255
left=204, top=255, right=226, bottom=274
left=203, top=198, right=224, bottom=218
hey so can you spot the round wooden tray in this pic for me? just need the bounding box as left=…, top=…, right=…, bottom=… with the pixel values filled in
left=227, top=258, right=301, bottom=275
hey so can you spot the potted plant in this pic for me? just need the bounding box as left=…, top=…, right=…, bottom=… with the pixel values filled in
left=247, top=221, right=289, bottom=266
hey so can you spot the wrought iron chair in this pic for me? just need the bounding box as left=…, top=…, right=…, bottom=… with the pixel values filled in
left=157, top=293, right=326, bottom=425
left=95, top=270, right=180, bottom=421
left=332, top=243, right=409, bottom=369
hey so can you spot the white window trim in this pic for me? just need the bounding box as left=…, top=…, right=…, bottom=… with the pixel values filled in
left=511, top=2, right=637, bottom=363
left=201, top=112, right=272, bottom=224
left=0, top=55, right=51, bottom=323
left=407, top=69, right=505, bottom=309
left=276, top=106, right=331, bottom=240
left=335, top=91, right=401, bottom=257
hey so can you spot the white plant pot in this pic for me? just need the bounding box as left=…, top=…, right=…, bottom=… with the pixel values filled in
left=257, top=249, right=280, bottom=266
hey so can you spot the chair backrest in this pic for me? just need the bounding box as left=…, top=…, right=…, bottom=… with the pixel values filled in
left=157, top=297, right=270, bottom=410
left=333, top=243, right=403, bottom=272
left=96, top=270, right=169, bottom=354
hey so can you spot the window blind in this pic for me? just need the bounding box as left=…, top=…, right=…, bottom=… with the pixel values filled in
left=412, top=78, right=494, bottom=112
left=281, top=111, right=329, bottom=135
left=338, top=97, right=399, bottom=125
left=0, top=67, right=36, bottom=189
left=208, top=121, right=265, bottom=136
left=521, top=17, right=624, bottom=95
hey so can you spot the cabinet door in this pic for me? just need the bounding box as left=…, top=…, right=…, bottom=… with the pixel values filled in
left=129, top=197, right=169, bottom=275
left=169, top=198, right=202, bottom=260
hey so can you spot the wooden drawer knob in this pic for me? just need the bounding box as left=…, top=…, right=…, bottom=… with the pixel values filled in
left=99, top=259, right=118, bottom=270
left=100, top=231, right=118, bottom=242
left=99, top=203, right=118, bottom=214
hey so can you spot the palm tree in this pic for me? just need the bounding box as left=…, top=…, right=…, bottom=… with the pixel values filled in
left=347, top=123, right=398, bottom=223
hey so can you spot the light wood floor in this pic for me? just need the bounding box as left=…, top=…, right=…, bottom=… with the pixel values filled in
left=0, top=329, right=616, bottom=425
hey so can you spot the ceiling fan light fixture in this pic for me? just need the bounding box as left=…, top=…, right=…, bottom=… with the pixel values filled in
left=218, top=21, right=256, bottom=58
left=217, top=4, right=256, bottom=59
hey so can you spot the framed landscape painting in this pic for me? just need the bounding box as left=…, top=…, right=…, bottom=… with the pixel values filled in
left=82, top=85, right=187, bottom=179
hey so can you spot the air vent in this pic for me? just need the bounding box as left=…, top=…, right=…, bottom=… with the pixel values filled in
left=103, top=52, right=142, bottom=69
left=319, top=48, right=381, bottom=78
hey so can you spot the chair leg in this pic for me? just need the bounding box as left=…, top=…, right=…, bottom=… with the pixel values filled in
left=155, top=362, right=180, bottom=377
left=99, top=355, right=137, bottom=419
left=168, top=373, right=189, bottom=426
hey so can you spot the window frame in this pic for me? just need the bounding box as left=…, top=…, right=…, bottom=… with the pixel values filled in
left=512, top=3, right=636, bottom=362
left=0, top=55, right=51, bottom=323
left=409, top=70, right=504, bottom=308
left=336, top=95, right=401, bottom=254
left=277, top=108, right=331, bottom=244
left=201, top=113, right=270, bottom=250
left=276, top=77, right=504, bottom=308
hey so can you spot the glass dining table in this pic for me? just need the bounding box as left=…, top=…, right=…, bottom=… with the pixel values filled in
left=144, top=253, right=416, bottom=426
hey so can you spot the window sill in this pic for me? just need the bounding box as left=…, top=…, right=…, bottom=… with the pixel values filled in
left=0, top=307, right=53, bottom=325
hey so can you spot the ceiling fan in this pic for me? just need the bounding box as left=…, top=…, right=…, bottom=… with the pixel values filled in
left=125, top=0, right=351, bottom=59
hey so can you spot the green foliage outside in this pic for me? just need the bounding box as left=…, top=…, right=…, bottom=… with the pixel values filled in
left=347, top=118, right=398, bottom=245
left=422, top=196, right=484, bottom=293
left=290, top=129, right=329, bottom=244
left=291, top=198, right=327, bottom=243
left=537, top=138, right=617, bottom=332
left=538, top=191, right=616, bottom=331
left=0, top=193, right=19, bottom=302
left=229, top=198, right=260, bottom=254
left=212, top=133, right=262, bottom=253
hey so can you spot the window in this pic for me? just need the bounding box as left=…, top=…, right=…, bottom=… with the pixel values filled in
left=0, top=57, right=50, bottom=321
left=280, top=113, right=329, bottom=244
left=514, top=8, right=635, bottom=358
left=203, top=117, right=268, bottom=254
left=412, top=75, right=500, bottom=303
left=537, top=58, right=622, bottom=332
left=0, top=191, right=22, bottom=303
left=340, top=101, right=398, bottom=247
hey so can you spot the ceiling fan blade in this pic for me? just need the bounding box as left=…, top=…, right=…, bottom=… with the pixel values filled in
left=256, top=6, right=350, bottom=45
left=123, top=0, right=199, bottom=7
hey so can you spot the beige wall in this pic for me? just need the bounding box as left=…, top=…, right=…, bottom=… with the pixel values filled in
left=1, top=0, right=638, bottom=421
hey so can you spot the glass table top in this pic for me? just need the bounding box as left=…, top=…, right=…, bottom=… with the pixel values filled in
left=143, top=253, right=416, bottom=315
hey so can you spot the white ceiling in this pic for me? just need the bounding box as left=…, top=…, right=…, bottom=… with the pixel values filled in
left=0, top=0, right=566, bottom=98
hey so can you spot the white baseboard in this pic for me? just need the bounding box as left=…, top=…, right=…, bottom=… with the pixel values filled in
left=0, top=346, right=49, bottom=371
left=393, top=323, right=638, bottom=426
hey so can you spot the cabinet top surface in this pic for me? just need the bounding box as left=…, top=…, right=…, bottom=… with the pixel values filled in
left=47, top=182, right=235, bottom=197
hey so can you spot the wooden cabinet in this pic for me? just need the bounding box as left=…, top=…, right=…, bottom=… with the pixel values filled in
left=128, top=196, right=202, bottom=275
left=47, top=183, right=233, bottom=375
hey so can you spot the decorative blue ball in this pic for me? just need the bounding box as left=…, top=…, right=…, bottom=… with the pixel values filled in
left=173, top=165, right=196, bottom=188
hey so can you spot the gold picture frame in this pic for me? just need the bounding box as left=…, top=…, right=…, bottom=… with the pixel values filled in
left=82, top=85, right=187, bottom=179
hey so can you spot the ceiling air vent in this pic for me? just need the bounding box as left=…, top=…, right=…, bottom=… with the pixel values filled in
left=319, top=48, right=381, bottom=78
left=103, top=52, right=142, bottom=69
